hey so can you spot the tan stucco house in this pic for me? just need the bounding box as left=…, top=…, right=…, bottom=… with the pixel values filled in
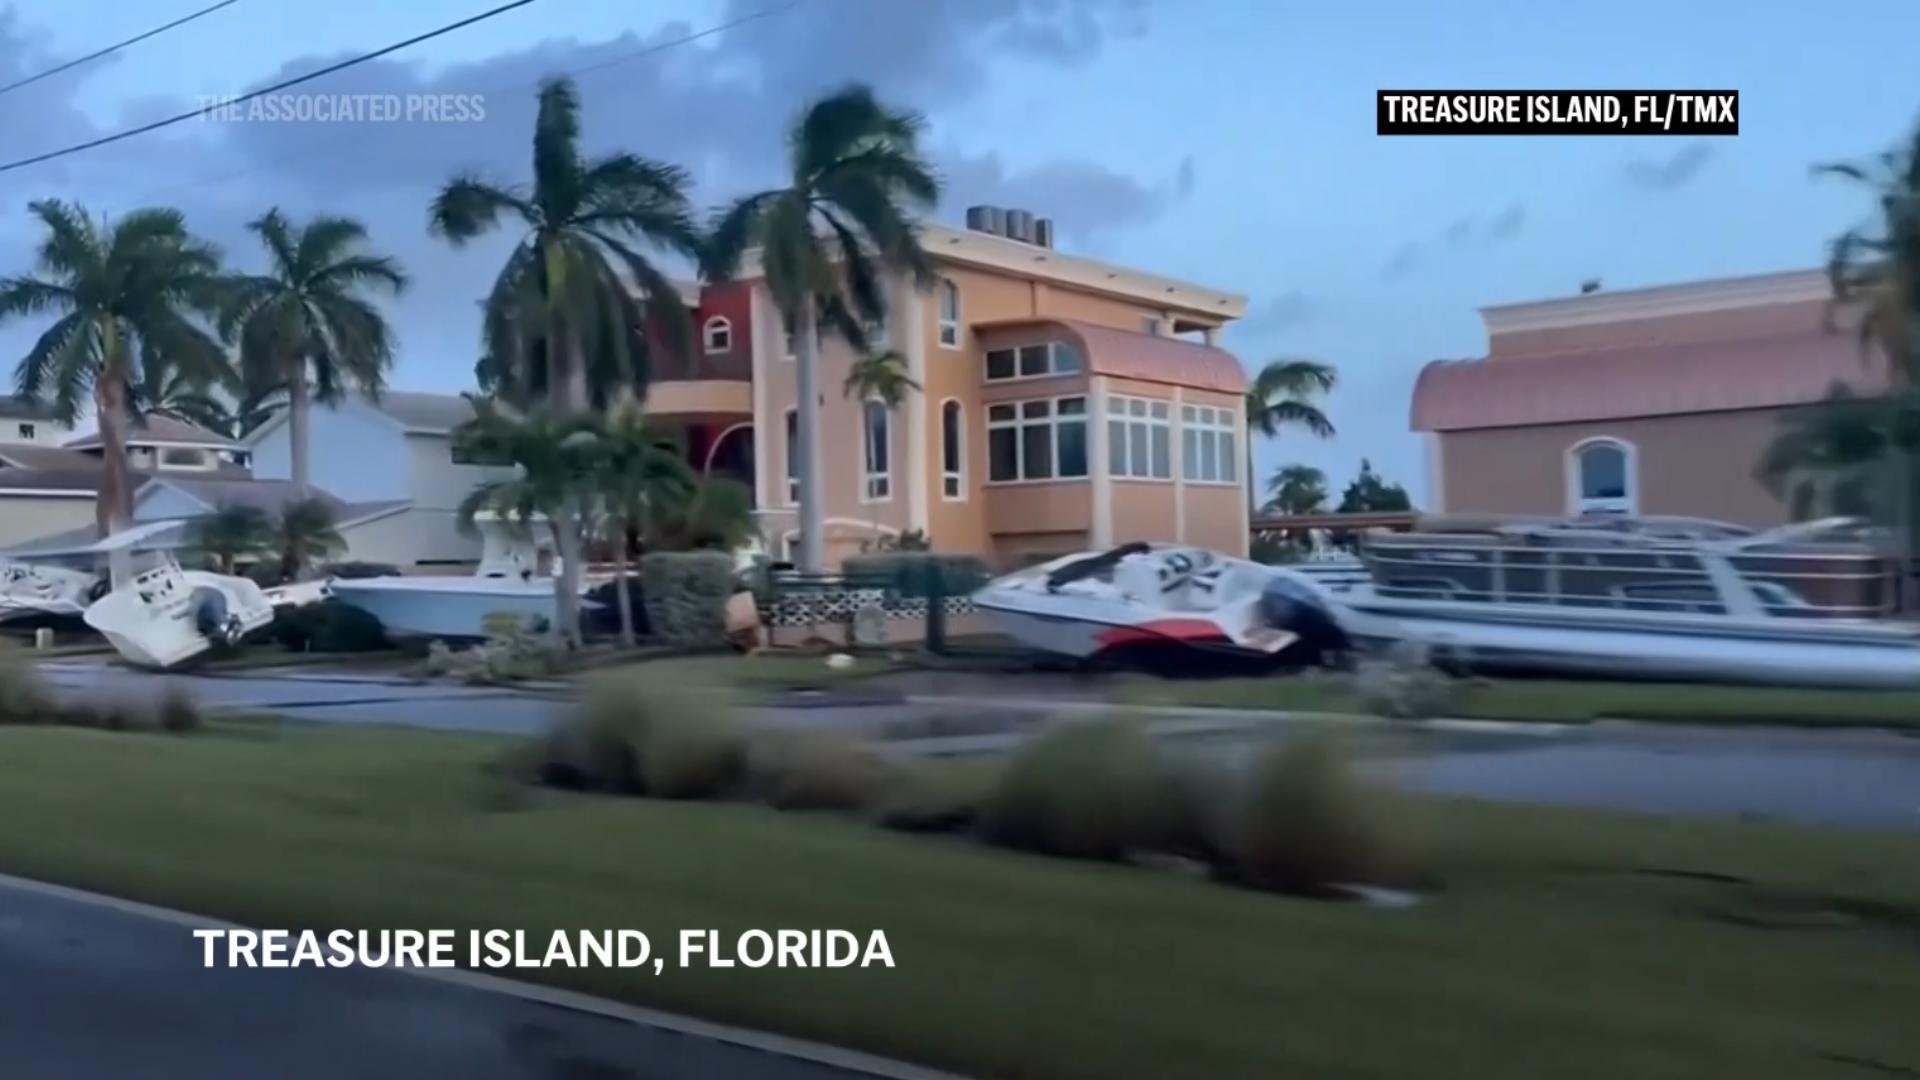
left=1411, top=269, right=1884, bottom=527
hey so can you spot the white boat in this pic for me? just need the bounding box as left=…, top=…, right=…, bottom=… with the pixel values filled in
left=1310, top=514, right=1920, bottom=689
left=0, top=558, right=100, bottom=624
left=326, top=512, right=597, bottom=641
left=971, top=543, right=1352, bottom=665
left=83, top=552, right=276, bottom=669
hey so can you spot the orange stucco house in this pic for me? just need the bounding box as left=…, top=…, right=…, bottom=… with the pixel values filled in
left=646, top=210, right=1252, bottom=568
left=1410, top=269, right=1886, bottom=526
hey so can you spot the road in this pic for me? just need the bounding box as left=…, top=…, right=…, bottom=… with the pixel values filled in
left=29, top=660, right=1920, bottom=830
left=0, top=875, right=949, bottom=1080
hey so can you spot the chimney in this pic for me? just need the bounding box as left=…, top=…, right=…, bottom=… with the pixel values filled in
left=1034, top=218, right=1054, bottom=249
left=1005, top=208, right=1035, bottom=243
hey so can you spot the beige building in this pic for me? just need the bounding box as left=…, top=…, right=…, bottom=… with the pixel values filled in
left=648, top=212, right=1252, bottom=568
left=1411, top=269, right=1884, bottom=526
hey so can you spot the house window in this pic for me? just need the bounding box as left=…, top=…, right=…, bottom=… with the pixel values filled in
left=987, top=396, right=1087, bottom=483
left=983, top=341, right=1082, bottom=382
left=862, top=401, right=891, bottom=501
left=937, top=279, right=960, bottom=348
left=1571, top=437, right=1634, bottom=515
left=941, top=400, right=964, bottom=500
left=17, top=422, right=33, bottom=439
left=1141, top=317, right=1162, bottom=337
left=1180, top=404, right=1238, bottom=484
left=703, top=316, right=732, bottom=354
left=784, top=408, right=799, bottom=505
left=1109, top=396, right=1172, bottom=480
left=158, top=446, right=209, bottom=469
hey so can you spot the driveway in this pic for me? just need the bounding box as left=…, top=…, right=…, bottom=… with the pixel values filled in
left=0, top=874, right=951, bottom=1080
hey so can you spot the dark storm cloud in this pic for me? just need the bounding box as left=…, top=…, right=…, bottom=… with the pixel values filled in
left=1624, top=141, right=1715, bottom=191
left=1380, top=200, right=1526, bottom=280
left=940, top=152, right=1194, bottom=244
left=1238, top=290, right=1319, bottom=335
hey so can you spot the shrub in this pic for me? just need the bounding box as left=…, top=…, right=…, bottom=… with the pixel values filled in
left=272, top=600, right=391, bottom=653
left=1227, top=734, right=1423, bottom=896
left=0, top=657, right=56, bottom=724
left=874, top=759, right=998, bottom=833
left=1148, top=754, right=1232, bottom=862
left=746, top=731, right=901, bottom=812
left=641, top=552, right=736, bottom=647
left=512, top=672, right=740, bottom=796
left=0, top=659, right=199, bottom=734
left=642, top=709, right=746, bottom=799
left=842, top=553, right=989, bottom=597
left=980, top=719, right=1163, bottom=860
left=422, top=631, right=565, bottom=684
left=1353, top=641, right=1458, bottom=720
left=154, top=687, right=202, bottom=733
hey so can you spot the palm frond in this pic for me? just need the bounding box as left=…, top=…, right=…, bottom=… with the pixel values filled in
left=429, top=176, right=537, bottom=243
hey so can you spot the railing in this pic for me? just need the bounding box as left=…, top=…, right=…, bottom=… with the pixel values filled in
left=759, top=570, right=977, bottom=649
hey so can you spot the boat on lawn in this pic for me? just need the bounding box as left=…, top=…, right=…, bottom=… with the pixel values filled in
left=83, top=549, right=277, bottom=669
left=0, top=558, right=100, bottom=626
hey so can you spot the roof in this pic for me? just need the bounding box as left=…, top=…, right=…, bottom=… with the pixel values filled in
left=65, top=414, right=237, bottom=450
left=0, top=445, right=98, bottom=470
left=364, top=390, right=476, bottom=434
left=1411, top=326, right=1887, bottom=432
left=139, top=476, right=359, bottom=517
left=977, top=317, right=1250, bottom=394
left=1, top=496, right=411, bottom=557
left=0, top=467, right=101, bottom=496
left=0, top=394, right=58, bottom=421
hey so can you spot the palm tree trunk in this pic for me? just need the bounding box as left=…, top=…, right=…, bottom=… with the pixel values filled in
left=795, top=303, right=826, bottom=572
left=289, top=371, right=312, bottom=496
left=612, top=521, right=635, bottom=649
left=96, top=321, right=134, bottom=586
left=539, top=239, right=587, bottom=649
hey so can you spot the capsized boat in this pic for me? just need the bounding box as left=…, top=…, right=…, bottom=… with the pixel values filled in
left=83, top=552, right=276, bottom=669
left=0, top=558, right=100, bottom=625
left=1320, top=514, right=1920, bottom=688
left=971, top=542, right=1356, bottom=666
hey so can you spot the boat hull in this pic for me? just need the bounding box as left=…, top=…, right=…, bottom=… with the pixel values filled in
left=83, top=568, right=275, bottom=670
left=327, top=578, right=572, bottom=640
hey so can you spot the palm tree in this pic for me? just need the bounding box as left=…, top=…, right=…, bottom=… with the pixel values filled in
left=842, top=348, right=919, bottom=546
left=590, top=394, right=696, bottom=646
left=0, top=201, right=227, bottom=564
left=219, top=209, right=407, bottom=496
left=1244, top=358, right=1336, bottom=511
left=275, top=496, right=346, bottom=582
left=454, top=396, right=600, bottom=647
left=1263, top=464, right=1328, bottom=515
left=187, top=503, right=272, bottom=574
left=429, top=77, right=698, bottom=409
left=655, top=476, right=755, bottom=552
left=132, top=358, right=241, bottom=437
left=1815, top=122, right=1920, bottom=383
left=705, top=84, right=942, bottom=571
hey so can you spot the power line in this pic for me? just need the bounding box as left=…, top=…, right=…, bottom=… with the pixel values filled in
left=120, top=0, right=808, bottom=205
left=0, top=0, right=542, bottom=175
left=0, top=0, right=243, bottom=99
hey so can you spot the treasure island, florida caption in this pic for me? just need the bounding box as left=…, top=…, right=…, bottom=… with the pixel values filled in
left=192, top=928, right=896, bottom=971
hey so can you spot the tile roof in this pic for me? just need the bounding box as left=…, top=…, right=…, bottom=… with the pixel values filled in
left=975, top=317, right=1250, bottom=394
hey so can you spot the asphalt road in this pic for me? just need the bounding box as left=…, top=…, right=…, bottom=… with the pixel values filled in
left=0, top=876, right=943, bottom=1080
left=29, top=660, right=1920, bottom=830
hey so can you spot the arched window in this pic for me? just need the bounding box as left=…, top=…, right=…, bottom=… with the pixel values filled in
left=863, top=401, right=891, bottom=501
left=1569, top=437, right=1635, bottom=515
left=940, top=399, right=964, bottom=500
left=936, top=278, right=960, bottom=348
left=703, top=316, right=732, bottom=354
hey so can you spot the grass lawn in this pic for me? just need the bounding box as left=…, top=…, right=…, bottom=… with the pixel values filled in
left=1116, top=673, right=1920, bottom=729
left=0, top=724, right=1914, bottom=1078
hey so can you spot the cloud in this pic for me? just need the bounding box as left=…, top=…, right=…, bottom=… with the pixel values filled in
left=0, top=0, right=1170, bottom=386
left=1237, top=290, right=1320, bottom=334
left=1379, top=200, right=1526, bottom=279
left=1623, top=141, right=1715, bottom=191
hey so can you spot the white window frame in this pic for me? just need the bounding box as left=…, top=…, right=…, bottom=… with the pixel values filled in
left=703, top=316, right=732, bottom=354
left=1180, top=404, right=1239, bottom=485
left=940, top=398, right=965, bottom=501
left=985, top=395, right=1089, bottom=485
left=861, top=400, right=892, bottom=503
left=937, top=278, right=960, bottom=349
left=1566, top=436, right=1637, bottom=515
left=783, top=408, right=799, bottom=506
left=1109, top=395, right=1172, bottom=481
left=983, top=340, right=1083, bottom=384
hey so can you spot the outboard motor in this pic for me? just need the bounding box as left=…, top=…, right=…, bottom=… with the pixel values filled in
left=190, top=587, right=244, bottom=648
left=1258, top=574, right=1352, bottom=665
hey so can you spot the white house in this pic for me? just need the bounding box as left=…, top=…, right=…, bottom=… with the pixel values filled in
left=244, top=390, right=514, bottom=570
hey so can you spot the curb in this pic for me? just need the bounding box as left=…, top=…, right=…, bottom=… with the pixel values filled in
left=899, top=694, right=1578, bottom=739
left=0, top=871, right=969, bottom=1080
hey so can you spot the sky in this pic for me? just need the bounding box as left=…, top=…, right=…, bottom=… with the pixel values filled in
left=1, top=0, right=1918, bottom=505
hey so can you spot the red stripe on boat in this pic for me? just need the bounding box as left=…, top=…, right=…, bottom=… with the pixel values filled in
left=1095, top=619, right=1232, bottom=647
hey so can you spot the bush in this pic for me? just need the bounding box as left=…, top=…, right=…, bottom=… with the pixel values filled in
left=1227, top=735, right=1423, bottom=896
left=641, top=552, right=736, bottom=647
left=155, top=687, right=202, bottom=733
left=272, top=600, right=391, bottom=653
left=746, top=731, right=901, bottom=812
left=422, top=629, right=565, bottom=685
left=1353, top=641, right=1458, bottom=720
left=980, top=719, right=1164, bottom=860
left=0, top=657, right=56, bottom=724
left=842, top=553, right=989, bottom=597
left=512, top=672, right=741, bottom=797
left=0, top=658, right=202, bottom=734
left=874, top=759, right=997, bottom=833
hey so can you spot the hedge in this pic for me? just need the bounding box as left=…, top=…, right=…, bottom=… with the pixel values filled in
left=841, top=553, right=989, bottom=597
left=641, top=552, right=736, bottom=647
